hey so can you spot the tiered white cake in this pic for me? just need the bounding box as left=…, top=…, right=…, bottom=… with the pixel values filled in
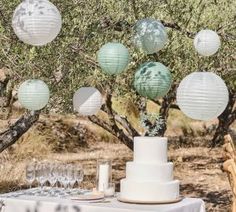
left=120, top=137, right=179, bottom=202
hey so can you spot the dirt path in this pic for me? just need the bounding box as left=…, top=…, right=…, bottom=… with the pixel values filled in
left=0, top=142, right=232, bottom=211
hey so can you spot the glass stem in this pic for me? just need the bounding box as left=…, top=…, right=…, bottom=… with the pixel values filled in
left=40, top=183, right=44, bottom=194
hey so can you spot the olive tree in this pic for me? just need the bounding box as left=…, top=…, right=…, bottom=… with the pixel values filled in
left=0, top=0, right=235, bottom=151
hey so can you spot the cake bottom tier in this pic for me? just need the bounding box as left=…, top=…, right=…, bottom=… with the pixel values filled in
left=120, top=179, right=179, bottom=202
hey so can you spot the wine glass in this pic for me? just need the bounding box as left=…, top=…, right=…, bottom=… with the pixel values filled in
left=67, top=164, right=76, bottom=194
left=57, top=164, right=64, bottom=189
left=61, top=165, right=70, bottom=195
left=48, top=163, right=58, bottom=196
left=75, top=165, right=84, bottom=193
left=26, top=163, right=35, bottom=190
left=56, top=164, right=67, bottom=196
left=37, top=163, right=47, bottom=195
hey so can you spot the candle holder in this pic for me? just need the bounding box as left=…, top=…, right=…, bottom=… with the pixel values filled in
left=96, top=159, right=112, bottom=192
left=104, top=182, right=115, bottom=197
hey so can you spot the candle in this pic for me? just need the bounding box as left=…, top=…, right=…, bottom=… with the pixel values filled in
left=98, top=164, right=109, bottom=191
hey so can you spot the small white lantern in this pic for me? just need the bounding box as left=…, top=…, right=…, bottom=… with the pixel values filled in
left=177, top=72, right=229, bottom=121
left=12, top=0, right=62, bottom=46
left=18, top=79, right=50, bottom=111
left=73, top=87, right=103, bottom=116
left=194, top=29, right=221, bottom=56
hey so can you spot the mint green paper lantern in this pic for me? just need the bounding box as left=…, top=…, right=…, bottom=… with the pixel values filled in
left=18, top=79, right=50, bottom=111
left=97, top=42, right=130, bottom=75
left=134, top=62, right=172, bottom=99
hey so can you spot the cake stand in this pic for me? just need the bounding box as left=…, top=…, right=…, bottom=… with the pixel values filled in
left=117, top=196, right=183, bottom=204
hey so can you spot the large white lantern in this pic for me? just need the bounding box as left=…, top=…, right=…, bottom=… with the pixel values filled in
left=177, top=72, right=229, bottom=121
left=12, top=0, right=62, bottom=46
left=73, top=87, right=103, bottom=116
left=194, top=30, right=221, bottom=56
left=18, top=79, right=50, bottom=111
left=133, top=18, right=168, bottom=55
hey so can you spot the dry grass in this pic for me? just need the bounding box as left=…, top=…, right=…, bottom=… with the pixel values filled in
left=0, top=110, right=235, bottom=211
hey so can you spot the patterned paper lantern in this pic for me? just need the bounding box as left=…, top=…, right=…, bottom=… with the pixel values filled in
left=134, top=62, right=172, bottom=100
left=177, top=72, right=229, bottom=121
left=194, top=30, right=221, bottom=56
left=97, top=42, right=130, bottom=75
left=12, top=0, right=62, bottom=46
left=73, top=87, right=103, bottom=116
left=133, top=18, right=168, bottom=55
left=18, top=79, right=50, bottom=111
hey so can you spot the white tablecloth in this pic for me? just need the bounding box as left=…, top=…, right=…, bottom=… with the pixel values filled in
left=0, top=195, right=205, bottom=212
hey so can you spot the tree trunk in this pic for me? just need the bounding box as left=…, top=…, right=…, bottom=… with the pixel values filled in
left=0, top=111, right=40, bottom=153
left=157, top=85, right=177, bottom=136
left=211, top=89, right=236, bottom=147
left=88, top=81, right=135, bottom=151
left=147, top=84, right=177, bottom=137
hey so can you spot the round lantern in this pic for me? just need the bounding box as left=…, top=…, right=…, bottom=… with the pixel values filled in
left=12, top=0, right=62, bottom=46
left=18, top=79, right=50, bottom=111
left=134, top=62, right=172, bottom=100
left=177, top=72, right=229, bottom=121
left=194, top=29, right=221, bottom=56
left=133, top=18, right=168, bottom=55
left=97, top=42, right=130, bottom=75
left=73, top=87, right=103, bottom=116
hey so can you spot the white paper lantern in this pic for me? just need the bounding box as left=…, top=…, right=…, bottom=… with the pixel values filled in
left=18, top=79, right=50, bottom=111
left=194, top=30, right=221, bottom=56
left=12, top=0, right=62, bottom=46
left=73, top=87, right=103, bottom=116
left=177, top=72, right=229, bottom=121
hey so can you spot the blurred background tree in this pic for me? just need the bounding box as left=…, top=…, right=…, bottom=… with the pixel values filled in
left=0, top=0, right=235, bottom=151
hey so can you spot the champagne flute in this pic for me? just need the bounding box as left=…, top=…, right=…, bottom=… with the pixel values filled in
left=38, top=163, right=47, bottom=195
left=75, top=165, right=84, bottom=193
left=61, top=164, right=70, bottom=196
left=67, top=165, right=76, bottom=194
left=26, top=163, right=35, bottom=191
left=48, top=163, right=58, bottom=196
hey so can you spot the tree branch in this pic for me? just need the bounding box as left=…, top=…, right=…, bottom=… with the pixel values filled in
left=97, top=17, right=236, bottom=40
left=88, top=115, right=115, bottom=136
left=0, top=111, right=40, bottom=153
left=114, top=114, right=140, bottom=137
left=105, top=86, right=134, bottom=150
left=211, top=88, right=236, bottom=147
left=151, top=99, right=180, bottom=110
left=131, top=0, right=139, bottom=20
left=70, top=45, right=99, bottom=68
left=160, top=20, right=195, bottom=38
left=100, top=104, right=139, bottom=138
left=0, top=8, right=7, bottom=28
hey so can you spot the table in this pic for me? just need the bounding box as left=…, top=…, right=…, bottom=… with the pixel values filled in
left=0, top=190, right=205, bottom=212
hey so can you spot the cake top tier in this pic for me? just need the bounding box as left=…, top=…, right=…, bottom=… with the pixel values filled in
left=133, top=137, right=168, bottom=163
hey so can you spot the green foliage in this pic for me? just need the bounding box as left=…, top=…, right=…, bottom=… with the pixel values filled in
left=0, top=0, right=235, bottom=113
left=140, top=112, right=165, bottom=136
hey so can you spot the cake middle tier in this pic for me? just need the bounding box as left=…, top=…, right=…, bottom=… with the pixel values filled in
left=126, top=161, right=173, bottom=182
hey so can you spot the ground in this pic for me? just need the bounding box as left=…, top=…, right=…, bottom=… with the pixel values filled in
left=0, top=113, right=234, bottom=211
